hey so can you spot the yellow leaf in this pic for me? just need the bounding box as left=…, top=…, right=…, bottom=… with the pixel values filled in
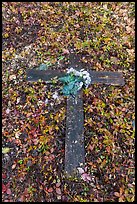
left=39, top=136, right=49, bottom=144
left=2, top=147, right=10, bottom=154
left=104, top=38, right=110, bottom=43
left=130, top=196, right=135, bottom=202
left=55, top=125, right=59, bottom=131
left=4, top=33, right=9, bottom=38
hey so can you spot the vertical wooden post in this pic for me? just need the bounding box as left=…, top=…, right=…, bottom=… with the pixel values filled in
left=65, top=90, right=85, bottom=176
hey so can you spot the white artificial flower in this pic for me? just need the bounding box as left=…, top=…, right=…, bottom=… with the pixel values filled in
left=77, top=71, right=83, bottom=77
left=72, top=70, right=77, bottom=75
left=82, top=71, right=89, bottom=76
left=67, top=67, right=75, bottom=74
left=85, top=81, right=91, bottom=88
left=52, top=91, right=59, bottom=100
left=66, top=67, right=91, bottom=89
left=74, top=70, right=81, bottom=76
left=87, top=76, right=91, bottom=81
left=80, top=69, right=85, bottom=72
left=83, top=75, right=87, bottom=79
left=77, top=82, right=83, bottom=90
left=86, top=77, right=91, bottom=84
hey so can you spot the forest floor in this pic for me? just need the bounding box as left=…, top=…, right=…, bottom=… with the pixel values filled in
left=2, top=2, right=135, bottom=202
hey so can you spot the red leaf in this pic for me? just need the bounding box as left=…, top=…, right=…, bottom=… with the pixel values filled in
left=6, top=188, right=12, bottom=195
left=47, top=187, right=53, bottom=193
left=45, top=187, right=53, bottom=193
left=2, top=173, right=7, bottom=179
left=2, top=183, right=7, bottom=193
left=18, top=195, right=24, bottom=202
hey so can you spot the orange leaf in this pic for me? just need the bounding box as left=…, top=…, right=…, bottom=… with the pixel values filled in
left=120, top=187, right=124, bottom=195
left=88, top=162, right=96, bottom=168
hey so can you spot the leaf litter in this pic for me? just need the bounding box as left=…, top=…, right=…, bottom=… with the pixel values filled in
left=2, top=2, right=135, bottom=202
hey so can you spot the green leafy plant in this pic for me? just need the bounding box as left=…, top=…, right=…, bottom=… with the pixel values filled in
left=59, top=74, right=82, bottom=96
left=59, top=68, right=91, bottom=96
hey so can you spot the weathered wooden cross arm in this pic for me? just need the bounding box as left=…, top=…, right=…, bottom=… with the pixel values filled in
left=27, top=69, right=124, bottom=85
left=26, top=53, right=124, bottom=177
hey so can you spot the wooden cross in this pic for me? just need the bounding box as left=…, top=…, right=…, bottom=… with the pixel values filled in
left=26, top=53, right=124, bottom=177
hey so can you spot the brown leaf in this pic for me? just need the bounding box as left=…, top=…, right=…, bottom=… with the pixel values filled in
left=49, top=154, right=55, bottom=161
left=126, top=26, right=132, bottom=33
left=26, top=113, right=33, bottom=117
left=121, top=108, right=126, bottom=112
left=75, top=11, right=82, bottom=17
left=106, top=146, right=111, bottom=155
left=112, top=4, right=116, bottom=10
left=114, top=192, right=120, bottom=197
left=50, top=147, right=54, bottom=153
left=87, top=144, right=95, bottom=152
left=100, top=159, right=106, bottom=168
left=32, top=139, right=39, bottom=145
